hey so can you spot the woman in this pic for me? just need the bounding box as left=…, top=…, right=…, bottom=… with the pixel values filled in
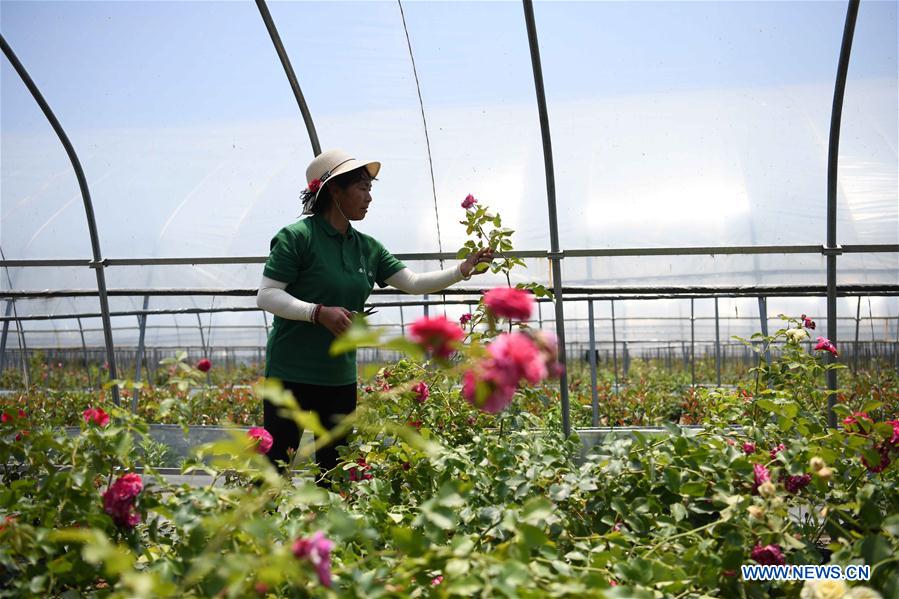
left=256, top=149, right=493, bottom=484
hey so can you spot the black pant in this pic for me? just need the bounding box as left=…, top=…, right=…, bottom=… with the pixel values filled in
left=263, top=380, right=357, bottom=484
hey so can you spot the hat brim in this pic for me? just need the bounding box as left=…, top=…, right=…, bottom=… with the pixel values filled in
left=303, top=157, right=381, bottom=214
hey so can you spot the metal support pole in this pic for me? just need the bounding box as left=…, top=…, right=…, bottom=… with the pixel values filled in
left=587, top=300, right=599, bottom=427
left=714, top=298, right=721, bottom=387
left=196, top=313, right=209, bottom=384
left=1, top=35, right=120, bottom=405
left=690, top=298, right=695, bottom=388
left=826, top=0, right=859, bottom=427
left=0, top=300, right=11, bottom=376
left=523, top=0, right=569, bottom=436
left=262, top=311, right=269, bottom=338
left=853, top=296, right=862, bottom=371
left=610, top=300, right=619, bottom=394
left=255, top=0, right=321, bottom=155
left=423, top=293, right=429, bottom=318
left=758, top=297, right=770, bottom=367
left=76, top=317, right=91, bottom=389
left=133, top=295, right=150, bottom=412
left=399, top=305, right=405, bottom=335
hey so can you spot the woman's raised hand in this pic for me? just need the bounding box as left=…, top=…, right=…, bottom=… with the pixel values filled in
left=460, top=246, right=495, bottom=278
left=318, top=306, right=354, bottom=337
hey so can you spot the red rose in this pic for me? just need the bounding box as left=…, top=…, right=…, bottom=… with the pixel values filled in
left=248, top=427, right=274, bottom=454
left=83, top=407, right=110, bottom=427
left=196, top=358, right=212, bottom=372
left=307, top=178, right=322, bottom=194
left=461, top=194, right=477, bottom=209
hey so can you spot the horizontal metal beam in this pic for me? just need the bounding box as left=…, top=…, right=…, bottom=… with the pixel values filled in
left=4, top=284, right=899, bottom=300
left=3, top=285, right=899, bottom=322
left=1, top=243, right=896, bottom=268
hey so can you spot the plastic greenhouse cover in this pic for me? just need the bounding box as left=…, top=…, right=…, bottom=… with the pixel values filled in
left=1, top=1, right=897, bottom=350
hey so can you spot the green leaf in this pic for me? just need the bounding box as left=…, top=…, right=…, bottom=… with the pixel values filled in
left=670, top=503, right=687, bottom=522
left=330, top=317, right=382, bottom=355
left=521, top=497, right=554, bottom=525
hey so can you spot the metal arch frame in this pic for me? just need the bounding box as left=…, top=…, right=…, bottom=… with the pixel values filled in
left=826, top=0, right=860, bottom=428
left=255, top=0, right=321, bottom=156
left=1, top=35, right=121, bottom=406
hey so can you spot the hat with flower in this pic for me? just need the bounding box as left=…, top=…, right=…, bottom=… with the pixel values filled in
left=303, top=149, right=380, bottom=214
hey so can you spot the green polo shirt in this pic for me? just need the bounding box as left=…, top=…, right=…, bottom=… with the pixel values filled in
left=263, top=214, right=405, bottom=385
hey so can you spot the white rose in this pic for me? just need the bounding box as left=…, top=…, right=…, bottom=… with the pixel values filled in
left=845, top=587, right=883, bottom=599
left=786, top=328, right=808, bottom=344
left=801, top=580, right=849, bottom=599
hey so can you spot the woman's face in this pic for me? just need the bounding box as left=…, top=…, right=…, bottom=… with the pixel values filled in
left=332, top=175, right=373, bottom=221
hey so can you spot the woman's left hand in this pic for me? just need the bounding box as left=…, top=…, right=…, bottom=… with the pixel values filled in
left=460, top=247, right=495, bottom=278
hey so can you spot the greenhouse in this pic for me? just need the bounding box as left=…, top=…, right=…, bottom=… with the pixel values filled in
left=1, top=0, right=897, bottom=597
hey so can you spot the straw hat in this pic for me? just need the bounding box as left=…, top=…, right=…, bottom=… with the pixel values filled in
left=305, top=149, right=380, bottom=202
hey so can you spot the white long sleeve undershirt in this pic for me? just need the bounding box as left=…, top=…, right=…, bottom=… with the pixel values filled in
left=256, top=264, right=466, bottom=322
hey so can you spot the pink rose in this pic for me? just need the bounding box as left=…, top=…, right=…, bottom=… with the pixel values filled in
left=801, top=314, right=816, bottom=329
left=814, top=336, right=838, bottom=357
left=248, top=427, right=273, bottom=454
left=83, top=407, right=110, bottom=427
left=488, top=332, right=547, bottom=385
left=292, top=531, right=334, bottom=587
left=462, top=369, right=517, bottom=414
left=408, top=315, right=464, bottom=359
left=751, top=543, right=785, bottom=565
left=461, top=194, right=477, bottom=209
left=769, top=443, right=786, bottom=460
left=431, top=575, right=443, bottom=586
left=843, top=412, right=873, bottom=434
left=459, top=313, right=472, bottom=326
left=483, top=287, right=534, bottom=321
left=888, top=420, right=899, bottom=446
left=102, top=473, right=143, bottom=528
left=196, top=358, right=212, bottom=372
left=349, top=458, right=373, bottom=482
left=752, top=463, right=770, bottom=494
left=742, top=442, right=756, bottom=455
left=412, top=381, right=429, bottom=403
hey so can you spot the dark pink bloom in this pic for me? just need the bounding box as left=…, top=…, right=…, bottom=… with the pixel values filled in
left=801, top=314, right=816, bottom=329
left=459, top=313, right=472, bottom=326
left=408, top=315, right=464, bottom=359
left=431, top=575, right=443, bottom=586
left=843, top=412, right=873, bottom=434
left=349, top=458, right=373, bottom=482
left=814, top=336, right=838, bottom=357
left=862, top=445, right=891, bottom=473
left=1, top=409, right=25, bottom=425
left=784, top=474, right=811, bottom=494
left=412, top=381, right=429, bottom=403
left=483, top=287, right=534, bottom=321
left=742, top=442, right=757, bottom=455
left=461, top=194, right=477, bottom=209
left=751, top=543, right=785, bottom=566
left=292, top=531, right=334, bottom=587
left=248, top=427, right=273, bottom=454
left=887, top=420, right=899, bottom=446
left=752, top=463, right=771, bottom=494
left=196, top=358, right=212, bottom=372
left=769, top=443, right=786, bottom=460
left=83, top=407, right=110, bottom=427
left=307, top=178, right=322, bottom=194
left=102, top=473, right=143, bottom=528
left=364, top=385, right=373, bottom=393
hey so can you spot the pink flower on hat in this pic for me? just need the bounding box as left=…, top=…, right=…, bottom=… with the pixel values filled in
left=83, top=407, right=110, bottom=427
left=308, top=178, right=322, bottom=194
left=102, top=473, right=143, bottom=528
left=247, top=427, right=273, bottom=454
left=461, top=194, right=477, bottom=209
left=292, top=531, right=334, bottom=587
left=814, top=336, right=838, bottom=357
left=484, top=287, right=534, bottom=321
left=408, top=315, right=464, bottom=359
